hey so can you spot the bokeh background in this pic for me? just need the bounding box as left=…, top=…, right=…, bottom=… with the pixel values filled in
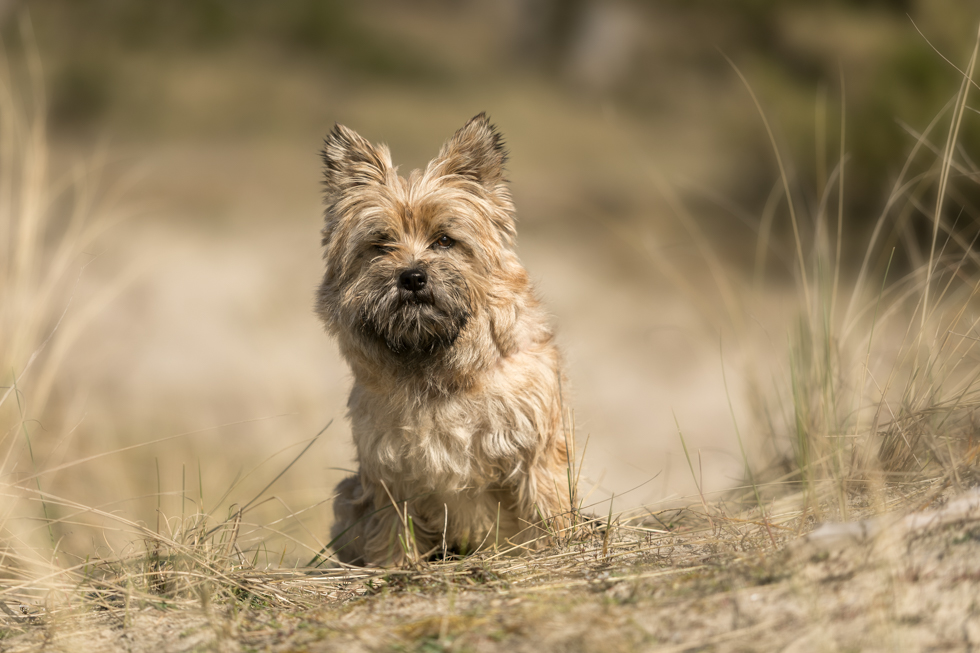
left=4, top=0, right=979, bottom=561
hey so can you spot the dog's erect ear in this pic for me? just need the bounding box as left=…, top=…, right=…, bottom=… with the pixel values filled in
left=321, top=124, right=392, bottom=200
left=434, top=113, right=507, bottom=188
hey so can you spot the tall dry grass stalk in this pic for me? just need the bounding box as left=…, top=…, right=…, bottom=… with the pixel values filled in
left=643, top=25, right=980, bottom=525
left=0, top=26, right=328, bottom=608
left=0, top=16, right=131, bottom=604
left=743, top=24, right=980, bottom=518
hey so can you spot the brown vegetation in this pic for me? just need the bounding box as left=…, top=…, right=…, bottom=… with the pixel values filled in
left=1, top=3, right=980, bottom=651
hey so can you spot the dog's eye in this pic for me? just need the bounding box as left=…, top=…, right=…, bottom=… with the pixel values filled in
left=434, top=235, right=455, bottom=249
left=370, top=232, right=395, bottom=254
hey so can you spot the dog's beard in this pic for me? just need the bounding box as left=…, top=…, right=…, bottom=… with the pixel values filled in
left=351, top=270, right=471, bottom=356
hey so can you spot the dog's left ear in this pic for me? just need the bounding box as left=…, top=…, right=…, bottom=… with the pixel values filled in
left=434, top=113, right=507, bottom=188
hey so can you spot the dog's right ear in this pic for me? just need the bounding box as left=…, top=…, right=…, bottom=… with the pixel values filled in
left=321, top=124, right=393, bottom=203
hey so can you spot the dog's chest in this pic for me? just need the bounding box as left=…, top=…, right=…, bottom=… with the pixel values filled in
left=350, top=387, right=534, bottom=491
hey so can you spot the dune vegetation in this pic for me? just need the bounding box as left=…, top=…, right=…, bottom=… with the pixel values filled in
left=1, top=3, right=980, bottom=651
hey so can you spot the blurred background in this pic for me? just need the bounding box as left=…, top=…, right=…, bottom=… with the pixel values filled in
left=2, top=0, right=979, bottom=561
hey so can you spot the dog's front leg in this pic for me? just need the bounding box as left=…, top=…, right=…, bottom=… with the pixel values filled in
left=333, top=472, right=448, bottom=566
left=512, top=453, right=573, bottom=548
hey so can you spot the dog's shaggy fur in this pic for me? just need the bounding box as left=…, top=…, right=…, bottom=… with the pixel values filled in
left=317, top=113, right=572, bottom=566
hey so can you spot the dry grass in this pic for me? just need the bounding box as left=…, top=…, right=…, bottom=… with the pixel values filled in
left=1, top=481, right=978, bottom=652
left=2, top=15, right=980, bottom=653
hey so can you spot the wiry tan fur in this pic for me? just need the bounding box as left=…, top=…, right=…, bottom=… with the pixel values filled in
left=317, top=113, right=572, bottom=567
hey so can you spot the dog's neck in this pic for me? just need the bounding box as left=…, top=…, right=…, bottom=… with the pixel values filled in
left=341, top=328, right=497, bottom=399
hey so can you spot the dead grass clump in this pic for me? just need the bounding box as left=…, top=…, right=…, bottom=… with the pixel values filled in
left=723, top=23, right=980, bottom=521
left=0, top=16, right=130, bottom=619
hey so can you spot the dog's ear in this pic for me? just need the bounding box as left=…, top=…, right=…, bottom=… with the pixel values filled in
left=321, top=124, right=392, bottom=201
left=434, top=113, right=507, bottom=188
left=320, top=124, right=393, bottom=255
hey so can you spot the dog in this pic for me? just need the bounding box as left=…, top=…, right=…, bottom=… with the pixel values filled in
left=317, top=113, right=573, bottom=566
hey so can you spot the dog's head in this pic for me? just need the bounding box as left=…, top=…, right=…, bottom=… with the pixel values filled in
left=317, top=113, right=521, bottom=363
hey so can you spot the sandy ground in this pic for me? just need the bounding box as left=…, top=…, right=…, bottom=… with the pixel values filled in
left=3, top=488, right=979, bottom=652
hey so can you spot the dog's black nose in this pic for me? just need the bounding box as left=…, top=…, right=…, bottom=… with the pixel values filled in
left=399, top=269, right=427, bottom=292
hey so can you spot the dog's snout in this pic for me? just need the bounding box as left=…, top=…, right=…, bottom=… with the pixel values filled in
left=399, top=269, right=427, bottom=292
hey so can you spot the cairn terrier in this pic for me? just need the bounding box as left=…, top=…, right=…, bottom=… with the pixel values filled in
left=317, top=113, right=572, bottom=566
